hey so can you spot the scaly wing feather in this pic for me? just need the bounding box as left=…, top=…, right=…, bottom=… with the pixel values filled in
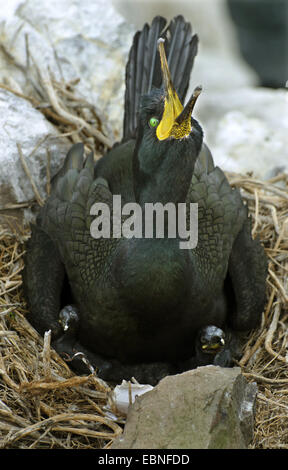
left=187, top=147, right=267, bottom=329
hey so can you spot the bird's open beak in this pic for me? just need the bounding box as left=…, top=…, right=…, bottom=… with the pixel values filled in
left=156, top=38, right=202, bottom=141
left=201, top=337, right=225, bottom=353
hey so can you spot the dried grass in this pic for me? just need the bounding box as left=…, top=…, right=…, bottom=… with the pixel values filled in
left=0, top=37, right=288, bottom=449
left=228, top=172, right=288, bottom=449
left=0, top=227, right=124, bottom=449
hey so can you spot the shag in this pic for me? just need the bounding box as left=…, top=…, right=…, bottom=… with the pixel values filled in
left=23, top=16, right=267, bottom=385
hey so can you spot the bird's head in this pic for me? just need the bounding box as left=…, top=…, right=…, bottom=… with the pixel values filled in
left=134, top=38, right=203, bottom=203
left=58, top=305, right=79, bottom=333
left=197, top=325, right=226, bottom=356
left=155, top=39, right=202, bottom=143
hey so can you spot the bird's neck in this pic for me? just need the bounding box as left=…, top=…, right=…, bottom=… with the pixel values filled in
left=133, top=140, right=196, bottom=206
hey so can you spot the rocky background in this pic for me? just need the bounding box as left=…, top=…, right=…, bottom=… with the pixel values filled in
left=0, top=0, right=287, bottom=227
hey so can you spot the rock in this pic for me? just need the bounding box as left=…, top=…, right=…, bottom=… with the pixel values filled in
left=0, top=89, right=69, bottom=227
left=195, top=87, right=288, bottom=178
left=0, top=0, right=134, bottom=141
left=0, top=0, right=258, bottom=144
left=112, top=0, right=258, bottom=90
left=0, top=0, right=133, bottom=228
left=0, top=0, right=22, bottom=20
left=227, top=0, right=288, bottom=88
left=111, top=366, right=257, bottom=449
left=0, top=0, right=287, bottom=228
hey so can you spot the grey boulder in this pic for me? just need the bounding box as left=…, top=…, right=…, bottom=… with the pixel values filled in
left=111, top=366, right=257, bottom=449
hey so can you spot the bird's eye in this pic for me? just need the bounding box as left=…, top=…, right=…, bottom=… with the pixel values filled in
left=149, top=117, right=159, bottom=128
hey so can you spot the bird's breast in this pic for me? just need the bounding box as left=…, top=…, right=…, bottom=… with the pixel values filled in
left=112, top=237, right=190, bottom=319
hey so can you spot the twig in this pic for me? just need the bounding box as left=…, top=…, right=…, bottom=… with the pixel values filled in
left=274, top=217, right=288, bottom=251
left=252, top=189, right=259, bottom=237
left=264, top=303, right=286, bottom=362
left=42, top=330, right=52, bottom=381
left=0, top=331, right=18, bottom=337
left=258, top=393, right=288, bottom=411
left=0, top=83, right=39, bottom=106
left=16, top=143, right=44, bottom=207
left=240, top=192, right=283, bottom=208
left=0, top=353, right=19, bottom=391
left=243, top=373, right=288, bottom=385
left=268, top=269, right=288, bottom=303
left=264, top=287, right=277, bottom=324
left=0, top=201, right=35, bottom=210
left=28, top=135, right=50, bottom=160
left=20, top=375, right=99, bottom=393
left=268, top=204, right=280, bottom=235
left=229, top=177, right=288, bottom=201
left=0, top=306, right=18, bottom=317
left=267, top=255, right=288, bottom=273
left=1, top=412, right=122, bottom=448
left=40, top=70, right=112, bottom=148
left=239, top=329, right=266, bottom=367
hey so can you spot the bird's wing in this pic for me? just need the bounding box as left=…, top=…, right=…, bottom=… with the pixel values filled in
left=39, top=144, right=118, bottom=299
left=187, top=145, right=247, bottom=288
left=188, top=145, right=267, bottom=329
left=227, top=216, right=267, bottom=330
left=123, top=15, right=198, bottom=141
left=95, top=138, right=135, bottom=203
left=22, top=223, right=65, bottom=337
left=22, top=144, right=94, bottom=339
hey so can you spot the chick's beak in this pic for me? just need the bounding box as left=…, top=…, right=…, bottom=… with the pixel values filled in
left=201, top=337, right=225, bottom=353
left=156, top=38, right=202, bottom=141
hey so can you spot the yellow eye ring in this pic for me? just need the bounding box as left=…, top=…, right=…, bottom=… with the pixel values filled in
left=149, top=117, right=159, bottom=128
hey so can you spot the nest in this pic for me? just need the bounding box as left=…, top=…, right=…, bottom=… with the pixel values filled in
left=0, top=41, right=288, bottom=449
left=0, top=230, right=125, bottom=449
left=228, top=173, right=288, bottom=449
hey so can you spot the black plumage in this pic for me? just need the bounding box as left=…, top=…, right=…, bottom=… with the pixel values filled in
left=22, top=16, right=267, bottom=385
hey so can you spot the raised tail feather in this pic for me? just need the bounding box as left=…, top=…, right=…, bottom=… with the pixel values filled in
left=123, top=15, right=198, bottom=141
